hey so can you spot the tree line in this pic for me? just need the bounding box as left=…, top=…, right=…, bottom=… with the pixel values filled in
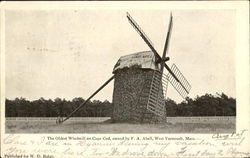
left=165, top=93, right=236, bottom=116
left=5, top=93, right=235, bottom=117
left=5, top=97, right=113, bottom=117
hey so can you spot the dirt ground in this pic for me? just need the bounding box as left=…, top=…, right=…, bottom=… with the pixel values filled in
left=5, top=118, right=235, bottom=133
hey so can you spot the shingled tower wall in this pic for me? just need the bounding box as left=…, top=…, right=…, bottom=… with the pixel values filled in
left=111, top=51, right=166, bottom=123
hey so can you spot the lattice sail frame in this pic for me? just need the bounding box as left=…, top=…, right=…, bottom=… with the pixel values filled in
left=147, top=64, right=191, bottom=116
left=167, top=64, right=191, bottom=99
left=147, top=70, right=169, bottom=116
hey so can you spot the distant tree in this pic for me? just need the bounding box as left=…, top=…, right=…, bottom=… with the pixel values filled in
left=165, top=98, right=177, bottom=116
left=5, top=99, right=17, bottom=117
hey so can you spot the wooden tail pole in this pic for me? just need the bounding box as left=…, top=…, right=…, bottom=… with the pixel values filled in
left=59, top=75, right=115, bottom=124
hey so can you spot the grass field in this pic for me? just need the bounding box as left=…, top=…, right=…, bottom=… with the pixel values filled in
left=5, top=117, right=235, bottom=133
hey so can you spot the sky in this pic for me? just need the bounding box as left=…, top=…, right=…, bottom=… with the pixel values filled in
left=5, top=9, right=236, bottom=103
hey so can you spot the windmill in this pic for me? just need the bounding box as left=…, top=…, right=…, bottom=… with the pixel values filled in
left=58, top=12, right=191, bottom=124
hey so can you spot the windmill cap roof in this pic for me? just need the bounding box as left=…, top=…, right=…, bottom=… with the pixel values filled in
left=113, top=51, right=160, bottom=73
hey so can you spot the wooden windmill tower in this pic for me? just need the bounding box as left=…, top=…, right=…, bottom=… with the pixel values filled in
left=59, top=12, right=191, bottom=124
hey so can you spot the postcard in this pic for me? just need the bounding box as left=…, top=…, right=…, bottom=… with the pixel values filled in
left=1, top=1, right=249, bottom=158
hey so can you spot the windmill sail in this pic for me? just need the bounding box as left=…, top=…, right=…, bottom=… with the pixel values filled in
left=147, top=71, right=169, bottom=116
left=162, top=13, right=173, bottom=58
left=127, top=12, right=191, bottom=99
left=167, top=64, right=191, bottom=98
left=127, top=12, right=155, bottom=48
left=161, top=13, right=173, bottom=71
